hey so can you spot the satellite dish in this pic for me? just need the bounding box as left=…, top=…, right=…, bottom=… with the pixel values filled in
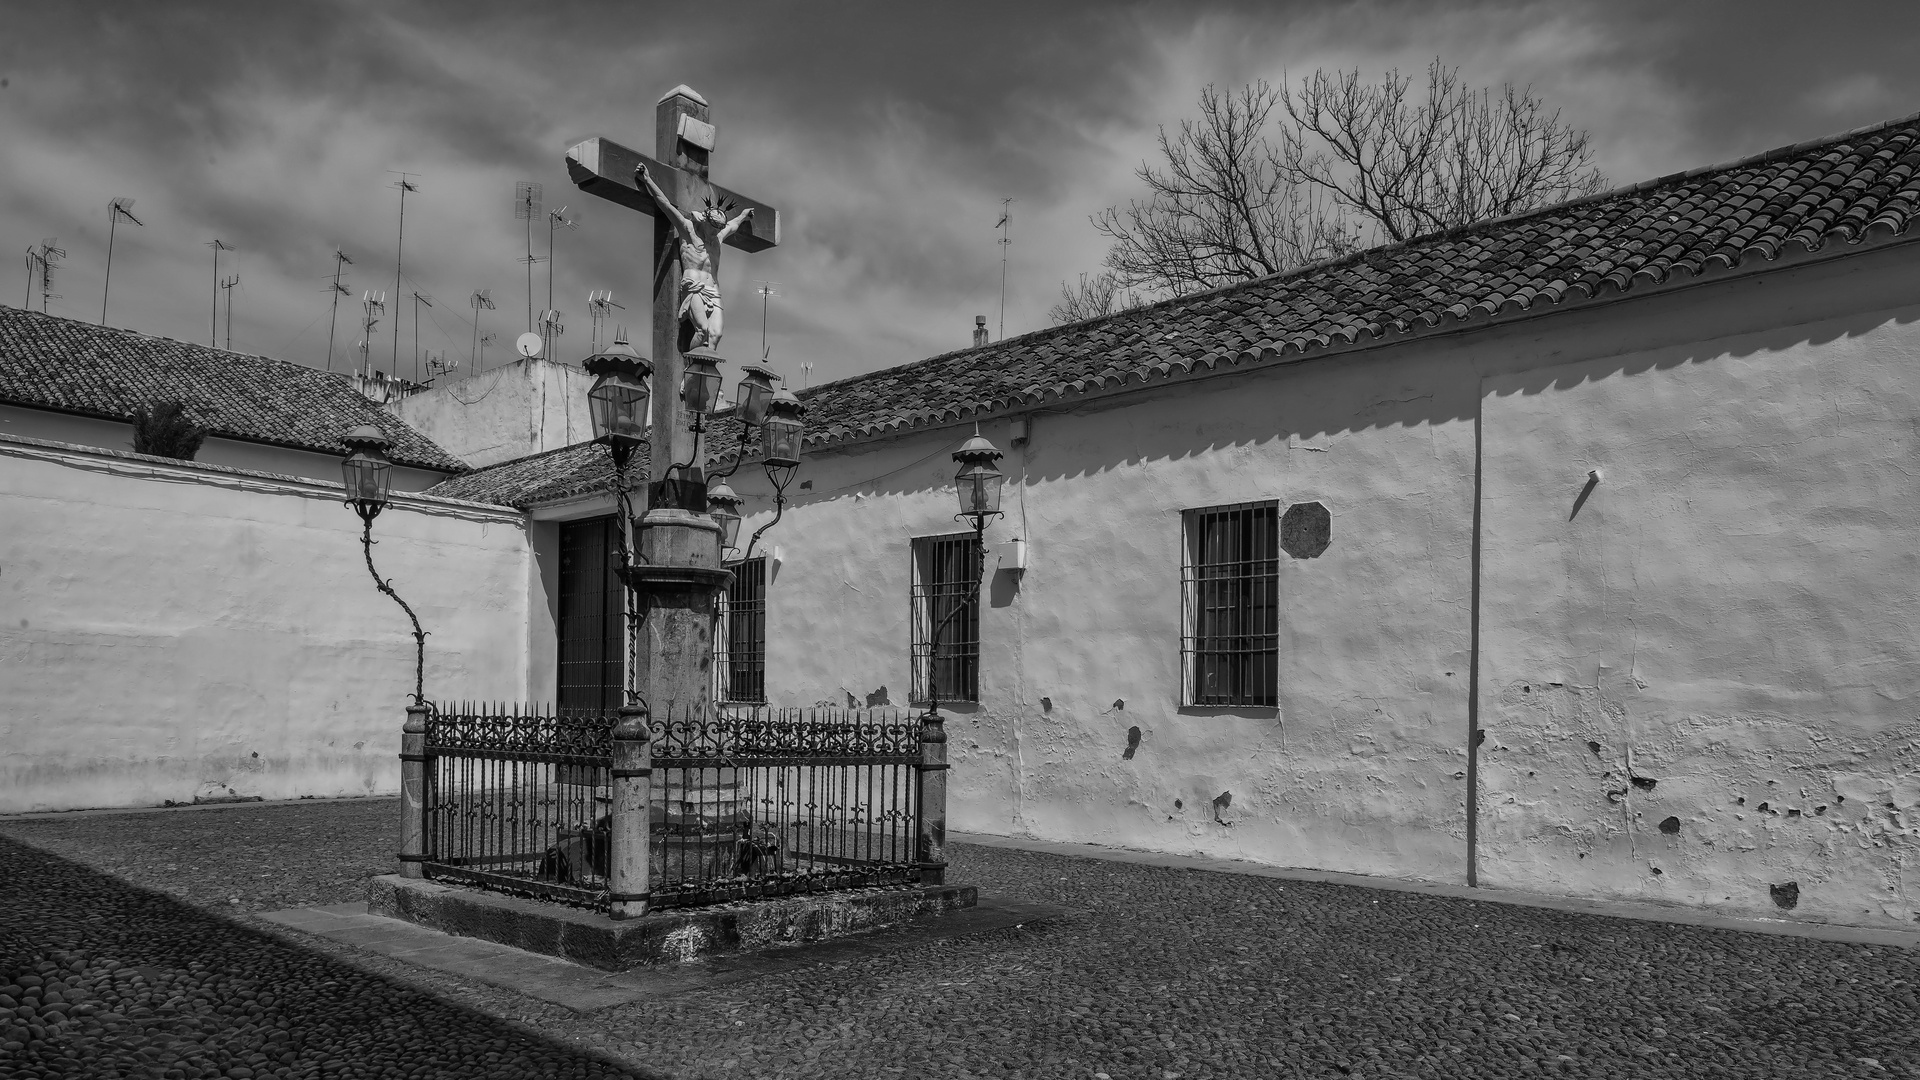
left=516, top=332, right=543, bottom=358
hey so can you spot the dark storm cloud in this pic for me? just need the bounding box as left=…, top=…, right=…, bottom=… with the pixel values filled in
left=7, top=2, right=1920, bottom=387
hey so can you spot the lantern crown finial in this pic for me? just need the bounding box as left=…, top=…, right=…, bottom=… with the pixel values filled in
left=953, top=425, right=1002, bottom=464
left=342, top=424, right=391, bottom=452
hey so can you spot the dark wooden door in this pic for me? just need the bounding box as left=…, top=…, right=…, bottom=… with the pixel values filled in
left=557, top=516, right=623, bottom=712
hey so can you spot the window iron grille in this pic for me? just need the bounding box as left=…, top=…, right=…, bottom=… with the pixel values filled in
left=716, top=556, right=767, bottom=704
left=910, top=533, right=981, bottom=705
left=1181, top=501, right=1279, bottom=706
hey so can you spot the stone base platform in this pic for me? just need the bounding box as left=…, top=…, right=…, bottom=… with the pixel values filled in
left=367, top=874, right=977, bottom=972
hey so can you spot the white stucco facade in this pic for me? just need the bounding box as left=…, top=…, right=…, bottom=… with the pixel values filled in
left=388, top=358, right=596, bottom=468
left=721, top=242, right=1920, bottom=930
left=0, top=436, right=533, bottom=813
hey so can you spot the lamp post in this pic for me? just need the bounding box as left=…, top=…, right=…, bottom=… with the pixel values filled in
left=340, top=425, right=428, bottom=705
left=924, top=426, right=1005, bottom=717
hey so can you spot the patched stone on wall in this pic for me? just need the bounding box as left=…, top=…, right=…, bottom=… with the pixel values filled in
left=1281, top=501, right=1331, bottom=559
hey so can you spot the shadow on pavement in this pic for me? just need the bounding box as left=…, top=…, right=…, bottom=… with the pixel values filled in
left=0, top=835, right=658, bottom=1080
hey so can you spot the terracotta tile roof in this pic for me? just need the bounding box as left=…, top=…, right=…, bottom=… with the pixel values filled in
left=787, top=110, right=1920, bottom=448
left=0, top=307, right=463, bottom=472
left=425, top=440, right=646, bottom=509
left=440, top=109, right=1920, bottom=508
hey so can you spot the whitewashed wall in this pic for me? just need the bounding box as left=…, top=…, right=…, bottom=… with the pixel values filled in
left=389, top=359, right=596, bottom=468
left=732, top=241, right=1920, bottom=928
left=0, top=437, right=531, bottom=813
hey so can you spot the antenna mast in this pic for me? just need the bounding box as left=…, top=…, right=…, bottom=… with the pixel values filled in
left=753, top=280, right=782, bottom=361
left=388, top=172, right=420, bottom=374
left=205, top=240, right=233, bottom=346
left=586, top=290, right=624, bottom=355
left=546, top=206, right=576, bottom=359
left=325, top=250, right=353, bottom=373
left=358, top=290, right=386, bottom=378
left=996, top=197, right=1012, bottom=341
left=411, top=290, right=433, bottom=385
left=469, top=289, right=495, bottom=370
left=101, top=199, right=143, bottom=325
left=514, top=181, right=543, bottom=334
left=25, top=240, right=65, bottom=314
left=220, top=274, right=240, bottom=350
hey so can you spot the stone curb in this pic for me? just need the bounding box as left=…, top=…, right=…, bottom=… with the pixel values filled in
left=950, top=829, right=1920, bottom=949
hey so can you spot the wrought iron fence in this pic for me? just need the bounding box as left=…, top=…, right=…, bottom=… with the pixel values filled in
left=418, top=702, right=617, bottom=910
left=404, top=700, right=937, bottom=915
left=649, top=704, right=922, bottom=909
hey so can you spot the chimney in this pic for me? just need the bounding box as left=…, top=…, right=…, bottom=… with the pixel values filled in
left=972, top=315, right=989, bottom=348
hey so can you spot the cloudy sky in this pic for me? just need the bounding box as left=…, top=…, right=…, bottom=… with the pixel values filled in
left=4, top=1, right=1919, bottom=391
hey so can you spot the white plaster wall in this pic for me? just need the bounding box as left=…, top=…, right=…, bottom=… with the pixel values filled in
left=389, top=359, right=595, bottom=468
left=731, top=241, right=1920, bottom=927
left=1477, top=311, right=1920, bottom=929
left=0, top=440, right=531, bottom=813
left=0, top=404, right=446, bottom=492
left=737, top=350, right=1478, bottom=885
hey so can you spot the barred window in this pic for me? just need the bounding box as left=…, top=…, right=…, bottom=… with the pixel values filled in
left=911, top=533, right=981, bottom=704
left=556, top=515, right=624, bottom=713
left=1181, top=502, right=1279, bottom=706
left=716, top=556, right=767, bottom=704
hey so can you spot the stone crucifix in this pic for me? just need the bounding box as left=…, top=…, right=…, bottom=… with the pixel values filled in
left=566, top=84, right=781, bottom=490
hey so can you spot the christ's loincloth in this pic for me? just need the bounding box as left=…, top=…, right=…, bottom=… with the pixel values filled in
left=679, top=275, right=721, bottom=325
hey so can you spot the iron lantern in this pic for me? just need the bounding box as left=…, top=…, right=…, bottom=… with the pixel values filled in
left=583, top=341, right=654, bottom=454
left=734, top=364, right=778, bottom=427
left=706, top=480, right=743, bottom=550
left=341, top=424, right=394, bottom=524
left=682, top=350, right=724, bottom=417
left=952, top=428, right=1005, bottom=522
left=760, top=387, right=805, bottom=469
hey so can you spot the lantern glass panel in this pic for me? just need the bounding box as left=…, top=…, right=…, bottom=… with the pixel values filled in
left=342, top=452, right=393, bottom=506
left=955, top=462, right=1004, bottom=516
left=683, top=364, right=722, bottom=416
left=761, top=415, right=803, bottom=466
left=589, top=372, right=650, bottom=442
left=735, top=376, right=774, bottom=426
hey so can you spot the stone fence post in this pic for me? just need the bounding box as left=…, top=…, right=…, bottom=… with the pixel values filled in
left=398, top=703, right=430, bottom=879
left=915, top=709, right=949, bottom=885
left=610, top=704, right=653, bottom=919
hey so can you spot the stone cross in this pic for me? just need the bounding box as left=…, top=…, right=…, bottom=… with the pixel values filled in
left=567, top=84, right=781, bottom=488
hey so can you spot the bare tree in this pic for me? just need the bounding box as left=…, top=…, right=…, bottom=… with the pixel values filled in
left=1276, top=60, right=1607, bottom=243
left=1048, top=271, right=1142, bottom=325
left=130, top=401, right=207, bottom=460
left=1087, top=82, right=1358, bottom=304
left=1053, top=61, right=1604, bottom=323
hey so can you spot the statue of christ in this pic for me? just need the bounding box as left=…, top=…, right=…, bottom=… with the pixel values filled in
left=636, top=160, right=755, bottom=353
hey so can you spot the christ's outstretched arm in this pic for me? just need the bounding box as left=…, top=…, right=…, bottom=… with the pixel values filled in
left=635, top=162, right=695, bottom=240
left=717, top=206, right=755, bottom=244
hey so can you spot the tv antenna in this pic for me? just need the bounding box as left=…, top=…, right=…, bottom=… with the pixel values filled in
left=995, top=197, right=1012, bottom=341
left=753, top=280, right=782, bottom=360
left=478, top=331, right=497, bottom=368
left=410, top=290, right=433, bottom=384
left=513, top=181, right=543, bottom=332
left=802, top=362, right=814, bottom=389
left=546, top=206, right=576, bottom=358
left=586, top=289, right=624, bottom=354
left=220, top=274, right=240, bottom=350
left=388, top=172, right=421, bottom=374
left=426, top=351, right=458, bottom=380
left=359, top=290, right=386, bottom=378
left=24, top=239, right=65, bottom=314
left=538, top=308, right=564, bottom=360
left=469, top=289, right=495, bottom=369
left=205, top=239, right=233, bottom=345
left=101, top=198, right=143, bottom=324
left=325, top=249, right=353, bottom=373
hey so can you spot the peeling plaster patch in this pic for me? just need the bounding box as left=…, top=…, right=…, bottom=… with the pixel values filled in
left=1112, top=699, right=1125, bottom=711
left=845, top=691, right=858, bottom=709
left=1174, top=799, right=1184, bottom=811
left=865, top=686, right=890, bottom=707
left=1123, top=726, right=1141, bottom=760
left=1212, top=791, right=1233, bottom=824
left=1587, top=741, right=1604, bottom=756
left=1040, top=697, right=1052, bottom=712
left=1771, top=881, right=1801, bottom=910
left=1659, top=816, right=1681, bottom=835
left=1630, top=776, right=1658, bottom=791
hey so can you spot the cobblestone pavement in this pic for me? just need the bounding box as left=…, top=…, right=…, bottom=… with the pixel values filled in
left=4, top=798, right=1919, bottom=1080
